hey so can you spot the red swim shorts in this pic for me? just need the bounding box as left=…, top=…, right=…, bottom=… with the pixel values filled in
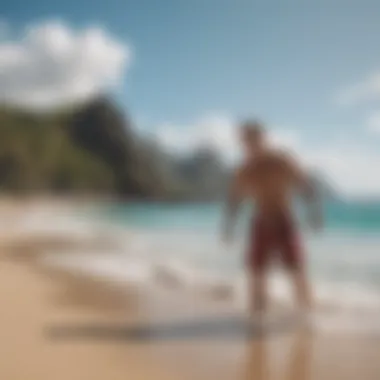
left=247, top=212, right=303, bottom=272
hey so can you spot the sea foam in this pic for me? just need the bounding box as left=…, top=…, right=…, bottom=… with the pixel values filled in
left=4, top=204, right=380, bottom=333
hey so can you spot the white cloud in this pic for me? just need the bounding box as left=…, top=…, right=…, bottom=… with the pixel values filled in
left=154, top=115, right=300, bottom=162
left=335, top=72, right=380, bottom=106
left=153, top=115, right=380, bottom=197
left=333, top=72, right=380, bottom=195
left=367, top=112, right=380, bottom=133
left=155, top=115, right=237, bottom=160
left=305, top=145, right=380, bottom=198
left=0, top=21, right=131, bottom=110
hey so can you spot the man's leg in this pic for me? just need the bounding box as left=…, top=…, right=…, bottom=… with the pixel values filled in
left=248, top=268, right=269, bottom=328
left=248, top=215, right=270, bottom=320
left=250, top=270, right=268, bottom=314
left=290, top=267, right=312, bottom=311
left=280, top=218, right=312, bottom=312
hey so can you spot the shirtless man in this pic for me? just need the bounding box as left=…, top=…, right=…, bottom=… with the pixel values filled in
left=222, top=120, right=322, bottom=318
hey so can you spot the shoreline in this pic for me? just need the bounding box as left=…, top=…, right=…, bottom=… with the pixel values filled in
left=1, top=200, right=380, bottom=379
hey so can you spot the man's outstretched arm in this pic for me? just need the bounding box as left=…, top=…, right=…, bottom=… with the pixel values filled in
left=222, top=169, right=245, bottom=244
left=284, top=154, right=323, bottom=230
left=301, top=178, right=323, bottom=230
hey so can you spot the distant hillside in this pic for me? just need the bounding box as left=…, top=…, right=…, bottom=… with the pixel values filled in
left=0, top=97, right=228, bottom=200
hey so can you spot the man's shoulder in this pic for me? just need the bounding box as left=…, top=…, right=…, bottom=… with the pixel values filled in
left=233, top=161, right=254, bottom=182
left=235, top=162, right=250, bottom=177
left=266, top=149, right=297, bottom=166
left=266, top=148, right=290, bottom=160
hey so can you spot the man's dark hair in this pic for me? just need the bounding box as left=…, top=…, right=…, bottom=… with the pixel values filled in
left=240, top=119, right=265, bottom=138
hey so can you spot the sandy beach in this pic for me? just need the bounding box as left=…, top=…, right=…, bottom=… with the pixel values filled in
left=1, top=201, right=380, bottom=380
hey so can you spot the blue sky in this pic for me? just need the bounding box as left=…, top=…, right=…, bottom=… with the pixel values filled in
left=1, top=0, right=380, bottom=196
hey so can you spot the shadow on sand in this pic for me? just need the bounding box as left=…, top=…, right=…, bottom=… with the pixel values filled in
left=46, top=314, right=299, bottom=343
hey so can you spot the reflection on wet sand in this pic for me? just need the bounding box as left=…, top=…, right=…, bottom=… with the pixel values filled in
left=243, top=338, right=270, bottom=380
left=243, top=328, right=312, bottom=380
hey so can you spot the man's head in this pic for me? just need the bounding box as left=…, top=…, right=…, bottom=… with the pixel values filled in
left=239, top=120, right=266, bottom=156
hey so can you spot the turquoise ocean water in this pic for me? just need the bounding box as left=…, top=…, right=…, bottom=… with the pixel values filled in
left=45, top=200, right=380, bottom=322
left=101, top=200, right=380, bottom=287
